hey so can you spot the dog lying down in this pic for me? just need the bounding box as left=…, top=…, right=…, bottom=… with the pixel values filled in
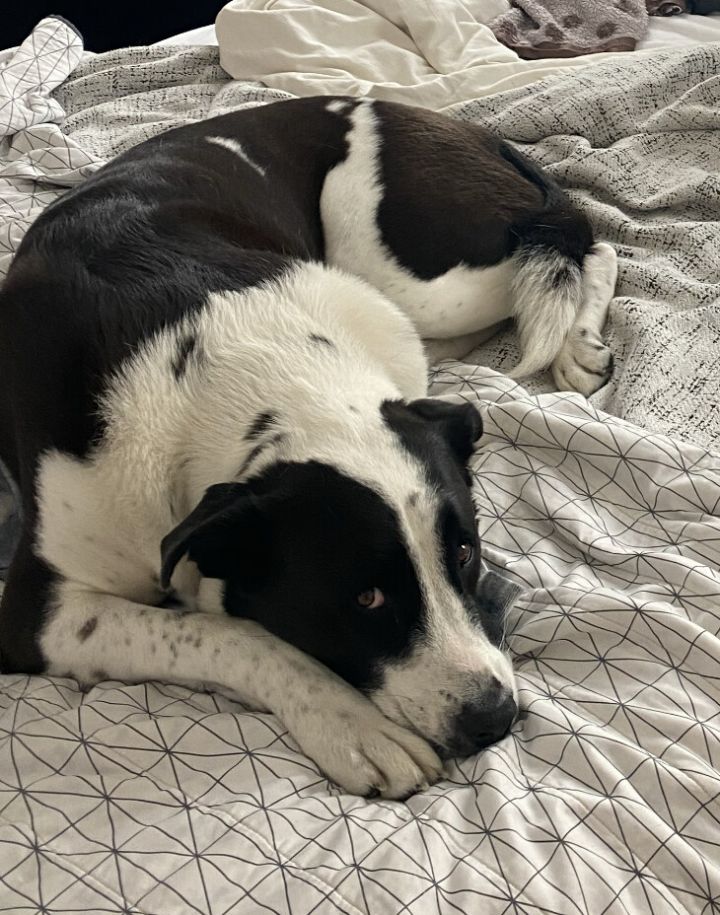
left=0, top=97, right=617, bottom=798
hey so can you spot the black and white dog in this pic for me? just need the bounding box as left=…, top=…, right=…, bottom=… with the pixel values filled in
left=0, top=98, right=616, bottom=798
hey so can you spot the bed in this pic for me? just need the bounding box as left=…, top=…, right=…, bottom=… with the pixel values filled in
left=1, top=11, right=719, bottom=914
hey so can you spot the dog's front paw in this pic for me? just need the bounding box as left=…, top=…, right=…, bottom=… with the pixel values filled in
left=291, top=697, right=443, bottom=799
left=552, top=328, right=614, bottom=397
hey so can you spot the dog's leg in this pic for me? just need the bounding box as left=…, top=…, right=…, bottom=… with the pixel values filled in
left=40, top=587, right=443, bottom=798
left=551, top=242, right=618, bottom=397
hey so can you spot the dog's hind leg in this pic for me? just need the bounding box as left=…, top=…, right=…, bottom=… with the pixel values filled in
left=38, top=586, right=442, bottom=798
left=550, top=242, right=617, bottom=396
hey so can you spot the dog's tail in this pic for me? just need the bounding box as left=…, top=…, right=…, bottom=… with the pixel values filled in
left=500, top=145, right=594, bottom=380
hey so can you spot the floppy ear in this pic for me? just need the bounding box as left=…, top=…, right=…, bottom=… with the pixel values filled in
left=408, top=398, right=483, bottom=462
left=160, top=482, right=266, bottom=589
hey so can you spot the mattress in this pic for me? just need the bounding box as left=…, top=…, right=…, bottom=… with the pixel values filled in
left=1, top=15, right=720, bottom=915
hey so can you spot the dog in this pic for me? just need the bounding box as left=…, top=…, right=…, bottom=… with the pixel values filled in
left=0, top=97, right=617, bottom=798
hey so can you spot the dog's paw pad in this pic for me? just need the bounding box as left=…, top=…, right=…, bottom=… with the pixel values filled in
left=553, top=330, right=613, bottom=397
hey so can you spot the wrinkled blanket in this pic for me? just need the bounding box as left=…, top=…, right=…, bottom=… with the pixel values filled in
left=491, top=0, right=648, bottom=59
left=1, top=19, right=720, bottom=914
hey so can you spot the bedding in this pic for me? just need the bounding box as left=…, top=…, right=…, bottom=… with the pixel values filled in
left=214, top=0, right=668, bottom=109
left=1, top=16, right=720, bottom=914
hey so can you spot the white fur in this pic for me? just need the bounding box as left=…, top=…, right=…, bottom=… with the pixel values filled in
left=205, top=135, right=266, bottom=178
left=37, top=261, right=517, bottom=795
left=507, top=248, right=584, bottom=379
left=552, top=242, right=618, bottom=396
left=321, top=102, right=514, bottom=340
left=326, top=99, right=351, bottom=114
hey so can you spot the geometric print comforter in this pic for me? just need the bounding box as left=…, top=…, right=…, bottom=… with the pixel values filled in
left=1, top=17, right=720, bottom=915
left=2, top=367, right=718, bottom=914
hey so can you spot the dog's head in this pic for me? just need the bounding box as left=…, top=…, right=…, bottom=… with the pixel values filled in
left=161, top=398, right=518, bottom=757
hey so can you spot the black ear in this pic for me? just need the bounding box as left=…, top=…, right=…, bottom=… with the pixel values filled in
left=160, top=482, right=265, bottom=589
left=408, top=398, right=483, bottom=463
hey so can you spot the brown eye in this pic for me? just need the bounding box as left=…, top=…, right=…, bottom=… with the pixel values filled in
left=458, top=542, right=473, bottom=566
left=357, top=587, right=385, bottom=609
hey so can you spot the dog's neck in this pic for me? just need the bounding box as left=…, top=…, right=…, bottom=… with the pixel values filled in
left=163, top=262, right=429, bottom=522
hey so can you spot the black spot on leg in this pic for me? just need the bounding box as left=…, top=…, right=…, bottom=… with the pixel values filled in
left=172, top=332, right=201, bottom=381
left=308, top=333, right=335, bottom=348
left=580, top=328, right=588, bottom=338
left=348, top=405, right=359, bottom=414
left=78, top=618, right=97, bottom=641
left=407, top=492, right=419, bottom=508
left=245, top=412, right=277, bottom=441
left=62, top=501, right=74, bottom=512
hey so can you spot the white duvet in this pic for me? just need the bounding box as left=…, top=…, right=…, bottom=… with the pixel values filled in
left=212, top=0, right=720, bottom=109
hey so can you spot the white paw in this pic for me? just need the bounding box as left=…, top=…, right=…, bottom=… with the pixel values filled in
left=586, top=241, right=618, bottom=294
left=291, top=695, right=444, bottom=799
left=552, top=328, right=614, bottom=397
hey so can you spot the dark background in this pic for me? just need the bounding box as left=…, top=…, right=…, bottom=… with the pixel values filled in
left=3, top=1, right=227, bottom=52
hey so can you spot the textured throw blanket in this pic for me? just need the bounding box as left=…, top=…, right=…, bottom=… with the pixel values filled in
left=491, top=0, right=649, bottom=59
left=1, top=19, right=720, bottom=914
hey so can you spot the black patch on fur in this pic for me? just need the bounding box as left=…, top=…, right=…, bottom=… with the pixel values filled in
left=78, top=617, right=98, bottom=642
left=172, top=332, right=199, bottom=380
left=237, top=432, right=285, bottom=479
left=550, top=263, right=574, bottom=289
left=374, top=102, right=593, bottom=280
left=309, top=333, right=334, bottom=348
left=381, top=399, right=494, bottom=631
left=245, top=412, right=276, bottom=441
left=161, top=461, right=426, bottom=691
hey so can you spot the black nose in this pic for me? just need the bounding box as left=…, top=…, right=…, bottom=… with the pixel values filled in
left=447, top=683, right=517, bottom=757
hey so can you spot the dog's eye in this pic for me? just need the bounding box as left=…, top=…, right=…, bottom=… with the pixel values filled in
left=458, top=542, right=473, bottom=566
left=357, top=587, right=385, bottom=609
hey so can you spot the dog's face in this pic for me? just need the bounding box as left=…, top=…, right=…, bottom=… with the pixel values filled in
left=162, top=399, right=518, bottom=757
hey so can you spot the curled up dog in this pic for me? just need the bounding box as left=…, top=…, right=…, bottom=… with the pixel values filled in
left=0, top=97, right=617, bottom=797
